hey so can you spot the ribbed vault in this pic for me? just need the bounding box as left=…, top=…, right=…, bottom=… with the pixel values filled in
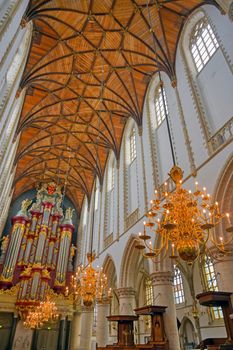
left=14, top=0, right=218, bottom=212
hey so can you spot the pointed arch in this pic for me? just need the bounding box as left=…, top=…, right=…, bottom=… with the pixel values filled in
left=102, top=254, right=117, bottom=288
left=119, top=234, right=142, bottom=288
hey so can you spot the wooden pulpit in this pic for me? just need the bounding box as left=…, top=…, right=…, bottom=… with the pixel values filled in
left=197, top=291, right=233, bottom=349
left=134, top=305, right=168, bottom=349
left=108, top=315, right=138, bottom=347
left=97, top=315, right=138, bottom=349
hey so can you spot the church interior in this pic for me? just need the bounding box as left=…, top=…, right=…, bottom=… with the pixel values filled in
left=0, top=0, right=233, bottom=349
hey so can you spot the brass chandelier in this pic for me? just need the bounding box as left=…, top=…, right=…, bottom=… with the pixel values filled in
left=135, top=2, right=232, bottom=264
left=66, top=252, right=110, bottom=307
left=23, top=296, right=59, bottom=329
left=136, top=165, right=233, bottom=264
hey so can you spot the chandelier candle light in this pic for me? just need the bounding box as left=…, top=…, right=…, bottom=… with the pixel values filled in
left=136, top=166, right=233, bottom=264
left=0, top=182, right=76, bottom=325
left=66, top=252, right=110, bottom=306
left=23, top=295, right=59, bottom=329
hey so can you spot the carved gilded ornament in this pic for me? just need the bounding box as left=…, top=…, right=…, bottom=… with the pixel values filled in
left=0, top=273, right=13, bottom=283
left=61, top=230, right=72, bottom=239
left=20, top=267, right=32, bottom=277
left=0, top=284, right=19, bottom=296
left=12, top=223, right=25, bottom=232
left=42, top=269, right=51, bottom=279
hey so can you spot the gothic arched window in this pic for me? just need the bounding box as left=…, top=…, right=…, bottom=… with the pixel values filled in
left=154, top=86, right=168, bottom=128
left=173, top=267, right=185, bottom=304
left=145, top=278, right=153, bottom=306
left=190, top=17, right=219, bottom=72
left=95, top=179, right=100, bottom=211
left=129, top=128, right=137, bottom=163
left=203, top=256, right=223, bottom=320
left=109, top=158, right=115, bottom=191
left=105, top=155, right=115, bottom=238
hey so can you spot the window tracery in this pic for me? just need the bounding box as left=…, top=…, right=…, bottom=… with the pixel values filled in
left=95, top=180, right=100, bottom=211
left=130, top=128, right=137, bottom=163
left=110, top=159, right=115, bottom=191
left=203, top=256, right=223, bottom=320
left=173, top=267, right=185, bottom=305
left=190, top=17, right=219, bottom=72
left=154, top=86, right=168, bottom=128
left=145, top=278, right=153, bottom=306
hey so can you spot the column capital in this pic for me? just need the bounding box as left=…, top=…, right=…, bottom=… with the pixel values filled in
left=96, top=297, right=111, bottom=306
left=138, top=125, right=143, bottom=137
left=215, top=0, right=232, bottom=16
left=150, top=271, right=174, bottom=285
left=60, top=313, right=67, bottom=320
left=81, top=305, right=94, bottom=313
left=116, top=158, right=120, bottom=169
left=116, top=287, right=136, bottom=298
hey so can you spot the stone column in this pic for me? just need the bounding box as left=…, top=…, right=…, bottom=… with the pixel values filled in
left=65, top=318, right=71, bottom=350
left=96, top=299, right=110, bottom=347
left=57, top=316, right=67, bottom=350
left=7, top=314, right=18, bottom=349
left=70, top=311, right=81, bottom=350
left=117, top=287, right=136, bottom=315
left=150, top=271, right=181, bottom=350
left=213, top=251, right=233, bottom=302
left=79, top=306, right=94, bottom=350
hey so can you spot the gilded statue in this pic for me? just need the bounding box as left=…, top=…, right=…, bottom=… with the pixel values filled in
left=21, top=199, right=32, bottom=211
left=65, top=208, right=74, bottom=220
left=70, top=244, right=77, bottom=258
left=1, top=235, right=9, bottom=252
left=54, top=196, right=63, bottom=216
left=30, top=192, right=42, bottom=212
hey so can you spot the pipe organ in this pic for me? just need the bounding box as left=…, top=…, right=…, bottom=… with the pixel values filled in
left=0, top=182, right=75, bottom=317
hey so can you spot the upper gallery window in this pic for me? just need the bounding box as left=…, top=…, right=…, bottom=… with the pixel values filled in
left=173, top=266, right=185, bottom=304
left=154, top=86, right=168, bottom=127
left=190, top=17, right=219, bottom=72
left=129, top=128, right=137, bottom=163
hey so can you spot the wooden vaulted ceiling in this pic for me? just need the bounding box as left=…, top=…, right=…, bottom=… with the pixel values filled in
left=14, top=0, right=218, bottom=213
